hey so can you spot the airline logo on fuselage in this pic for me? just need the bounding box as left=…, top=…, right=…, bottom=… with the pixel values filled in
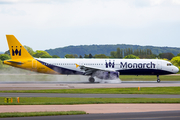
left=106, top=61, right=115, bottom=68
left=12, top=46, right=22, bottom=56
left=120, top=62, right=155, bottom=69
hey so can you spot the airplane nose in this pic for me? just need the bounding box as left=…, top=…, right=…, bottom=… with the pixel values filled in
left=174, top=66, right=179, bottom=73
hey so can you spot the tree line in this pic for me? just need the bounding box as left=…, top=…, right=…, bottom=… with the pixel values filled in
left=65, top=48, right=175, bottom=60
left=46, top=44, right=180, bottom=58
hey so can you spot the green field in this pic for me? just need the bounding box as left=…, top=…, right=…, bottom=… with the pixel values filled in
left=1, top=87, right=180, bottom=94
left=120, top=75, right=180, bottom=81
left=1, top=97, right=180, bottom=105
left=0, top=111, right=86, bottom=118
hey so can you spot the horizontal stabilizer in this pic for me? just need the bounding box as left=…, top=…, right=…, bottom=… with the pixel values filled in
left=6, top=60, right=23, bottom=65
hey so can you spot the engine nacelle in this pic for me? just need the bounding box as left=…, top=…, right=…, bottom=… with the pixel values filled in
left=93, top=71, right=119, bottom=80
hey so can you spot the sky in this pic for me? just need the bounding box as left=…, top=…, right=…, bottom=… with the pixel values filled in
left=0, top=0, right=180, bottom=52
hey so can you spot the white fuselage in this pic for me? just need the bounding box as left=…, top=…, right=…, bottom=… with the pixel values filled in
left=36, top=58, right=179, bottom=75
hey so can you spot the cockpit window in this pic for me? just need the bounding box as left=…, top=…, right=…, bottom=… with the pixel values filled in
left=167, top=63, right=172, bottom=66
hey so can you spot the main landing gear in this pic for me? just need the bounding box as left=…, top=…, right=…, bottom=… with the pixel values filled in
left=157, top=75, right=161, bottom=83
left=89, top=77, right=95, bottom=83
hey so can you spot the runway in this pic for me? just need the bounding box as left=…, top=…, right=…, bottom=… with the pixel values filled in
left=1, top=81, right=180, bottom=90
left=1, top=93, right=180, bottom=98
left=1, top=111, right=180, bottom=120
left=1, top=104, right=180, bottom=114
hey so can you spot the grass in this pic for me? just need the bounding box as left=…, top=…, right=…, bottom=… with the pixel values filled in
left=1, top=97, right=180, bottom=105
left=120, top=75, right=180, bottom=81
left=0, top=111, right=86, bottom=118
left=1, top=87, right=180, bottom=95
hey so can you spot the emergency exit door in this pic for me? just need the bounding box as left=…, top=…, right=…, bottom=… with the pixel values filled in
left=157, top=61, right=162, bottom=69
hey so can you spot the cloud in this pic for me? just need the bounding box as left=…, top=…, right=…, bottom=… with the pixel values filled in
left=1, top=0, right=179, bottom=28
left=0, top=0, right=70, bottom=4
left=173, top=0, right=180, bottom=5
left=0, top=0, right=180, bottom=51
left=0, top=0, right=180, bottom=29
left=0, top=7, right=26, bottom=16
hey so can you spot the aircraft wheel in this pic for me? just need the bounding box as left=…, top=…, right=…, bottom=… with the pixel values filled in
left=89, top=77, right=95, bottom=83
left=157, top=75, right=160, bottom=83
left=157, top=79, right=161, bottom=83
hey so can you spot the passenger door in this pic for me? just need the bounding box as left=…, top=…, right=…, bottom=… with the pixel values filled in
left=157, top=61, right=162, bottom=69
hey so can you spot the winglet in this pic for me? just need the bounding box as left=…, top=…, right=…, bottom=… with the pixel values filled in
left=75, top=63, right=80, bottom=68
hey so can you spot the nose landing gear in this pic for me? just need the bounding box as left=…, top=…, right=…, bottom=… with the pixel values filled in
left=157, top=75, right=161, bottom=83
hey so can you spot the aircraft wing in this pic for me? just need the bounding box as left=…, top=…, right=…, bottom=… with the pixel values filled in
left=76, top=64, right=117, bottom=76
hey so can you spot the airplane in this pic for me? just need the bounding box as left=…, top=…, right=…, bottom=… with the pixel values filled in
left=3, top=35, right=179, bottom=83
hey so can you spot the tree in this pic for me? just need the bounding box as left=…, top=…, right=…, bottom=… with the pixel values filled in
left=116, top=48, right=123, bottom=58
left=65, top=54, right=78, bottom=58
left=52, top=55, right=60, bottom=58
left=33, top=50, right=52, bottom=58
left=4, top=50, right=10, bottom=55
left=41, top=54, right=52, bottom=58
left=0, top=54, right=11, bottom=61
left=128, top=48, right=131, bottom=55
left=110, top=51, right=117, bottom=58
left=139, top=49, right=142, bottom=55
left=84, top=54, right=89, bottom=58
left=124, top=48, right=128, bottom=56
left=147, top=49, right=152, bottom=55
left=130, top=48, right=133, bottom=54
left=144, top=54, right=157, bottom=59
left=94, top=54, right=108, bottom=58
left=79, top=55, right=83, bottom=58
left=24, top=45, right=34, bottom=56
left=116, top=48, right=121, bottom=58
left=177, top=53, right=180, bottom=56
left=65, top=54, right=75, bottom=58
left=89, top=54, right=93, bottom=58
left=134, top=49, right=140, bottom=56
left=171, top=56, right=180, bottom=69
left=0, top=60, right=3, bottom=68
left=74, top=54, right=78, bottom=58
left=124, top=54, right=139, bottom=59
left=159, top=53, right=175, bottom=60
left=120, top=49, right=123, bottom=58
